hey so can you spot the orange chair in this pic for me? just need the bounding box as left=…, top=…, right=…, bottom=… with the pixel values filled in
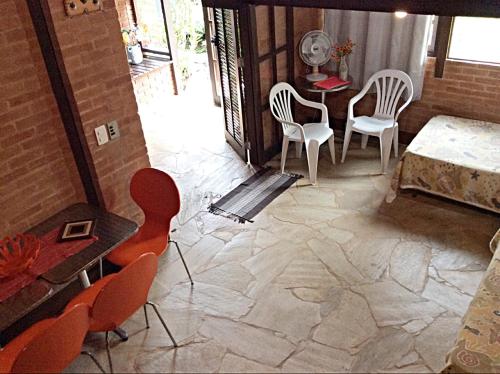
left=0, top=304, right=105, bottom=373
left=66, top=252, right=176, bottom=372
left=106, top=168, right=193, bottom=284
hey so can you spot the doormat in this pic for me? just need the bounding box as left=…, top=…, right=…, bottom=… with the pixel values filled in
left=208, top=168, right=302, bottom=223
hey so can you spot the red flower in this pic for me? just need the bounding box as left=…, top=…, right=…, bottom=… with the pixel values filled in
left=332, top=39, right=356, bottom=62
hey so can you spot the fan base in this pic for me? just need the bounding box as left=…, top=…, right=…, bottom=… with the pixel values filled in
left=306, top=73, right=328, bottom=82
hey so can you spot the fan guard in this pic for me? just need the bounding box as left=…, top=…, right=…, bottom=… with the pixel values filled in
left=299, top=30, right=332, bottom=82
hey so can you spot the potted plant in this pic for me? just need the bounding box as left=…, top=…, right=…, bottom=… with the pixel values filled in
left=122, top=26, right=144, bottom=65
left=332, top=39, right=355, bottom=81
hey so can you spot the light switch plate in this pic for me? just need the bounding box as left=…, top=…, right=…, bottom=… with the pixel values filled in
left=94, top=125, right=109, bottom=146
left=107, top=120, right=120, bottom=140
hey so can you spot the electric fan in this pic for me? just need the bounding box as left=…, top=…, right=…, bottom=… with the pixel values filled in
left=299, top=30, right=332, bottom=82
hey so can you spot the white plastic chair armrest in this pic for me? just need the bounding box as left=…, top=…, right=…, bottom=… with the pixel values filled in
left=394, top=96, right=412, bottom=122
left=278, top=119, right=305, bottom=141
left=347, top=88, right=369, bottom=120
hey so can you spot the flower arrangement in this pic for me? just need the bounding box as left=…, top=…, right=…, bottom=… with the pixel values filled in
left=332, top=39, right=355, bottom=62
left=121, top=25, right=149, bottom=47
left=122, top=25, right=149, bottom=65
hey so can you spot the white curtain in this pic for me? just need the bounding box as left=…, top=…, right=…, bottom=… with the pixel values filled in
left=324, top=10, right=432, bottom=100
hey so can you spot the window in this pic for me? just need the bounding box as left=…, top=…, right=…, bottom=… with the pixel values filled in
left=133, top=0, right=172, bottom=59
left=448, top=17, right=500, bottom=64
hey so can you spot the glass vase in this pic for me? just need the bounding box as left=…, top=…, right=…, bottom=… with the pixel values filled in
left=339, top=56, right=348, bottom=81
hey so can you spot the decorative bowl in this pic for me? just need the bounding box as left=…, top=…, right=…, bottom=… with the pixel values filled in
left=0, top=234, right=40, bottom=279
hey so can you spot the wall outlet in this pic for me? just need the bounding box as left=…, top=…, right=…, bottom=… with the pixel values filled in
left=94, top=125, right=109, bottom=146
left=107, top=120, right=120, bottom=140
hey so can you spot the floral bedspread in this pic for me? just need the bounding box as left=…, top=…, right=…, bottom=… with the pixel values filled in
left=386, top=115, right=500, bottom=213
left=443, top=229, right=500, bottom=373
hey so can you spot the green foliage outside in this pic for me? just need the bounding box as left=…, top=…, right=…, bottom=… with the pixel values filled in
left=169, top=0, right=206, bottom=84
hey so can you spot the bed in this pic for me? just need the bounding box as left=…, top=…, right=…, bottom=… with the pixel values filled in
left=387, top=115, right=500, bottom=213
left=443, top=229, right=500, bottom=373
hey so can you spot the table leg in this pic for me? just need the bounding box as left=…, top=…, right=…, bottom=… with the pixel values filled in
left=78, top=269, right=129, bottom=342
left=78, top=270, right=91, bottom=288
left=321, top=92, right=326, bottom=104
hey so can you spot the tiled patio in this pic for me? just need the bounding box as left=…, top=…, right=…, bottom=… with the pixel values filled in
left=67, top=73, right=498, bottom=373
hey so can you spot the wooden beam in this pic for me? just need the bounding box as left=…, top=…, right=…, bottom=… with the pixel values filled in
left=245, top=0, right=500, bottom=17
left=26, top=0, right=105, bottom=207
left=268, top=6, right=279, bottom=149
left=434, top=16, right=453, bottom=78
left=258, top=45, right=287, bottom=62
left=202, top=0, right=242, bottom=9
left=240, top=4, right=265, bottom=165
left=286, top=6, right=294, bottom=83
left=269, top=6, right=278, bottom=85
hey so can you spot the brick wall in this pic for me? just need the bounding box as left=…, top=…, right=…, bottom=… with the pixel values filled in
left=324, top=58, right=500, bottom=140
left=45, top=0, right=150, bottom=221
left=0, top=1, right=85, bottom=236
left=132, top=64, right=176, bottom=108
left=403, top=59, right=500, bottom=134
left=115, top=0, right=135, bottom=30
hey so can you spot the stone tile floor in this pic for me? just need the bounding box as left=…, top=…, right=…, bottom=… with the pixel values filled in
left=67, top=74, right=499, bottom=373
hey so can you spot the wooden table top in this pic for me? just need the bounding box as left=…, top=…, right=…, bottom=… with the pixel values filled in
left=295, top=74, right=352, bottom=94
left=0, top=203, right=138, bottom=333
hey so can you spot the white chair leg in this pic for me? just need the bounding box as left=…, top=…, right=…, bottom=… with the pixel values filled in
left=361, top=134, right=369, bottom=149
left=281, top=136, right=289, bottom=174
left=393, top=125, right=399, bottom=158
left=306, top=140, right=320, bottom=185
left=327, top=135, right=336, bottom=165
left=295, top=141, right=303, bottom=159
left=379, top=129, right=394, bottom=174
left=341, top=127, right=353, bottom=163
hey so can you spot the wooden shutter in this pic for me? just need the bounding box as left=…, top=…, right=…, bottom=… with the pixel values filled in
left=214, top=8, right=246, bottom=159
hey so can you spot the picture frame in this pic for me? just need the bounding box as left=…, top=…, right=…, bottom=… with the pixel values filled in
left=57, top=219, right=96, bottom=242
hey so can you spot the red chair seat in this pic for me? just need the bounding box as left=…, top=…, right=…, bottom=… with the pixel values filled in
left=0, top=305, right=90, bottom=373
left=0, top=319, right=54, bottom=372
left=106, top=234, right=168, bottom=267
left=65, top=275, right=116, bottom=332
left=105, top=168, right=180, bottom=267
left=64, top=253, right=176, bottom=372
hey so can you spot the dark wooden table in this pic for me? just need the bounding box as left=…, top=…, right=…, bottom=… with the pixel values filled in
left=295, top=74, right=352, bottom=104
left=0, top=203, right=138, bottom=337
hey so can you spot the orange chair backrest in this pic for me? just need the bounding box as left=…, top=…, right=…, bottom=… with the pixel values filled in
left=130, top=168, right=181, bottom=227
left=91, top=252, right=158, bottom=330
left=12, top=304, right=90, bottom=373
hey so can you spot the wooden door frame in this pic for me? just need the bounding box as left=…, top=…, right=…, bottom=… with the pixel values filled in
left=203, top=7, right=222, bottom=106
left=241, top=4, right=295, bottom=164
left=239, top=4, right=263, bottom=165
left=201, top=1, right=296, bottom=165
left=214, top=7, right=248, bottom=159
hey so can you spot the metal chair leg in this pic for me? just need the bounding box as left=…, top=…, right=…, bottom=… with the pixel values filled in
left=105, top=331, right=114, bottom=373
left=146, top=301, right=178, bottom=347
left=99, top=258, right=103, bottom=279
left=144, top=304, right=150, bottom=329
left=112, top=328, right=128, bottom=341
left=169, top=240, right=193, bottom=285
left=81, top=351, right=106, bottom=373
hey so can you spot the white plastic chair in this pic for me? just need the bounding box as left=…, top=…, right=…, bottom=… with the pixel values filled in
left=270, top=82, right=335, bottom=185
left=341, top=69, right=413, bottom=173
